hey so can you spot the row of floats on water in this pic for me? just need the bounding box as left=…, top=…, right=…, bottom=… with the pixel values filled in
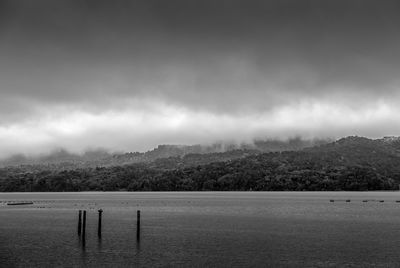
left=330, top=199, right=400, bottom=203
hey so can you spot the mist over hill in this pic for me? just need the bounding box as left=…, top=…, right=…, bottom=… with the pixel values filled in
left=1, top=136, right=400, bottom=192
left=0, top=137, right=330, bottom=169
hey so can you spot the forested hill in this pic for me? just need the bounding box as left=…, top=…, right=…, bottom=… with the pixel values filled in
left=0, top=137, right=329, bottom=169
left=1, top=136, right=400, bottom=192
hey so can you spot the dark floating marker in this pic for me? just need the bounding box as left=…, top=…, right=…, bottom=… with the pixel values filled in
left=78, top=210, right=82, bottom=236
left=345, top=199, right=351, bottom=202
left=329, top=200, right=334, bottom=202
left=7, top=201, right=33, bottom=206
left=136, top=210, right=141, bottom=241
left=98, top=209, right=103, bottom=238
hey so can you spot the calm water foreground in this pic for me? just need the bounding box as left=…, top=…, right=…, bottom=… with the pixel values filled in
left=1, top=192, right=400, bottom=267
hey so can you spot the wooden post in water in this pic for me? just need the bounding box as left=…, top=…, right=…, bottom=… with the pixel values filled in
left=136, top=210, right=141, bottom=241
left=82, top=210, right=87, bottom=246
left=78, top=210, right=82, bottom=235
left=98, top=209, right=103, bottom=238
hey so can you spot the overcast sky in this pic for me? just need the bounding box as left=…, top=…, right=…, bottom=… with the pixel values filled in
left=1, top=0, right=400, bottom=157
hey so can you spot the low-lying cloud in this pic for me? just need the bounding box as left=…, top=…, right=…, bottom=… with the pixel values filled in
left=0, top=98, right=399, bottom=158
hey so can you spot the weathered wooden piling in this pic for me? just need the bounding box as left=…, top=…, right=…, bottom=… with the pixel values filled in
left=136, top=210, right=141, bottom=241
left=98, top=209, right=103, bottom=238
left=82, top=210, right=87, bottom=245
left=78, top=210, right=82, bottom=235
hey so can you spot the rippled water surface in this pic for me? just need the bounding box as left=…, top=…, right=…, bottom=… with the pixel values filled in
left=1, top=192, right=400, bottom=267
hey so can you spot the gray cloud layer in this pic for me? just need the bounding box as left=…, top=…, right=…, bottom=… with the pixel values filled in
left=0, top=0, right=400, bottom=155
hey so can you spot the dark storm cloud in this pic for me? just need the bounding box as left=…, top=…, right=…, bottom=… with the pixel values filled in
left=1, top=0, right=400, bottom=113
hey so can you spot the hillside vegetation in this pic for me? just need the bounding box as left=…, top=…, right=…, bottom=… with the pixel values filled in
left=1, top=136, right=399, bottom=192
left=0, top=137, right=329, bottom=168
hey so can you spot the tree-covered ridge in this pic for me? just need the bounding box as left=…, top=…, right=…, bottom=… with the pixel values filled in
left=0, top=137, right=329, bottom=168
left=1, top=136, right=399, bottom=192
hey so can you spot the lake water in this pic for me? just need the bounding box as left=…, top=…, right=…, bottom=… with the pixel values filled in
left=1, top=192, right=400, bottom=267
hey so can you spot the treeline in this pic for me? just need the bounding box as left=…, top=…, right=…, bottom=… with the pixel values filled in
left=0, top=149, right=398, bottom=192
